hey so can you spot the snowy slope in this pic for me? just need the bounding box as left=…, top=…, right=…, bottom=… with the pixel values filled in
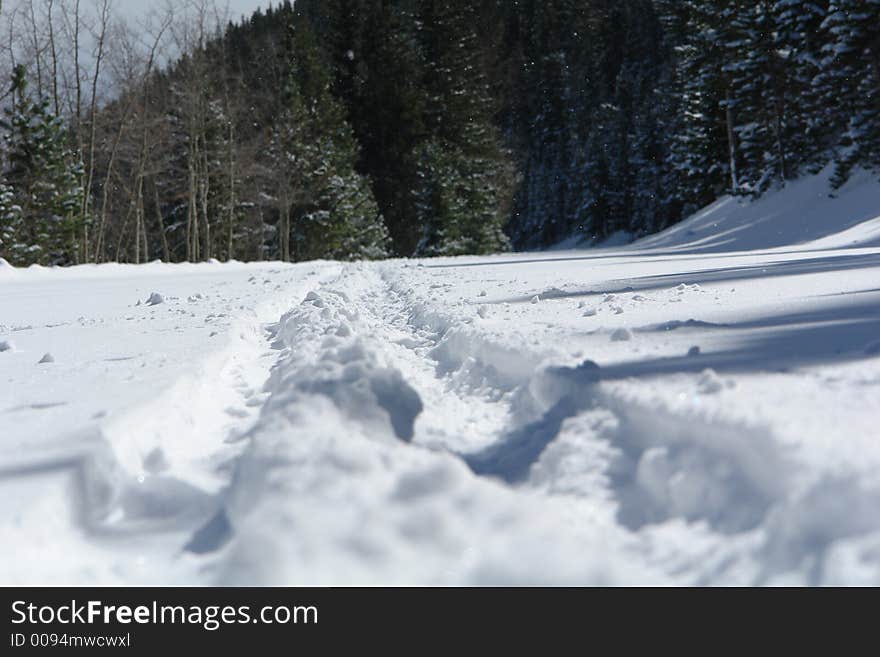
left=2, top=170, right=880, bottom=585
left=636, top=165, right=880, bottom=252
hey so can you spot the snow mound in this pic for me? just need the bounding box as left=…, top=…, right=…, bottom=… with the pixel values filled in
left=0, top=257, right=16, bottom=279
left=635, top=166, right=880, bottom=253
left=145, top=292, right=164, bottom=306
left=37, top=353, right=54, bottom=364
left=263, top=282, right=424, bottom=444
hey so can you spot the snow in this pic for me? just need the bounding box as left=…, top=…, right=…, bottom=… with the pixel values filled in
left=2, top=168, right=880, bottom=585
left=637, top=165, right=880, bottom=253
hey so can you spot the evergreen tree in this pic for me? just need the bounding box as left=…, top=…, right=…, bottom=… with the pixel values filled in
left=338, top=1, right=428, bottom=255
left=658, top=0, right=734, bottom=212
left=512, top=0, right=582, bottom=248
left=622, top=1, right=679, bottom=236
left=0, top=182, right=24, bottom=263
left=774, top=0, right=831, bottom=172
left=722, top=1, right=793, bottom=193
left=0, top=66, right=86, bottom=265
left=265, top=16, right=389, bottom=262
left=821, top=0, right=880, bottom=186
left=414, top=0, right=513, bottom=256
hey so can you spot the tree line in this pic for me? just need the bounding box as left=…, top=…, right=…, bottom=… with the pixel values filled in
left=0, top=0, right=879, bottom=266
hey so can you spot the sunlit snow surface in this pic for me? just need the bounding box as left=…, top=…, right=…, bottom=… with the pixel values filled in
left=2, top=169, right=880, bottom=585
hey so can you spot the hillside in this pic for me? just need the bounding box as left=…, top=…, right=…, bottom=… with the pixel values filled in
left=2, top=1, right=879, bottom=265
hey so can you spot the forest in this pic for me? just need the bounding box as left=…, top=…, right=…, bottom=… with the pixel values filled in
left=0, top=0, right=878, bottom=265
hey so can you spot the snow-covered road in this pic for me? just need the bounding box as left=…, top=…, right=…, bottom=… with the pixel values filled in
left=3, top=171, right=880, bottom=585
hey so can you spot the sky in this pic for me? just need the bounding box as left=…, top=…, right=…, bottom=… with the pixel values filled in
left=112, top=0, right=270, bottom=24
left=0, top=1, right=276, bottom=102
left=2, top=1, right=271, bottom=24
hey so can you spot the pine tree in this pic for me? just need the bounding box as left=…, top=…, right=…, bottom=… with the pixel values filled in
left=821, top=0, right=880, bottom=186
left=512, top=0, right=580, bottom=248
left=774, top=0, right=831, bottom=173
left=657, top=0, right=734, bottom=212
left=722, top=1, right=793, bottom=194
left=414, top=0, right=513, bottom=256
left=326, top=1, right=428, bottom=255
left=0, top=182, right=24, bottom=263
left=623, top=1, right=679, bottom=236
left=266, top=15, right=389, bottom=262
left=0, top=66, right=86, bottom=265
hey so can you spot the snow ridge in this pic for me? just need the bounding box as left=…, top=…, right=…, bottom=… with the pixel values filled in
left=212, top=264, right=659, bottom=585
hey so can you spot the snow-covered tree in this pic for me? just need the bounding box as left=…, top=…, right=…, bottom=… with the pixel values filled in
left=721, top=1, right=793, bottom=194
left=264, top=16, right=389, bottom=262
left=820, top=0, right=880, bottom=186
left=0, top=182, right=24, bottom=262
left=0, top=66, right=87, bottom=265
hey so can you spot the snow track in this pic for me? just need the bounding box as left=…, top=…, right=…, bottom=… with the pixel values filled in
left=193, top=255, right=880, bottom=585
left=379, top=266, right=794, bottom=582
left=211, top=264, right=658, bottom=585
